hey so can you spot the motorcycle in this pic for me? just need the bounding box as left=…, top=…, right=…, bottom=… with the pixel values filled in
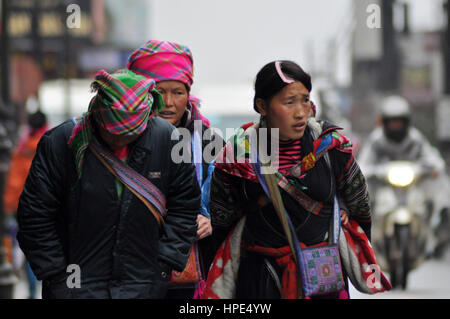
left=370, top=161, right=432, bottom=290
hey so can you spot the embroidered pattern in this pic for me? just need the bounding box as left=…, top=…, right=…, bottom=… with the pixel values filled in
left=300, top=245, right=345, bottom=296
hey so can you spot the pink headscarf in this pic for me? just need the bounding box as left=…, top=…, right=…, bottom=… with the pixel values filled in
left=127, top=39, right=210, bottom=127
left=127, top=40, right=194, bottom=89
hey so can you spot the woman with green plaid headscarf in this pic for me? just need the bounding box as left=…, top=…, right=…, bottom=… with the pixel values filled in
left=68, top=69, right=163, bottom=178
left=17, top=68, right=201, bottom=299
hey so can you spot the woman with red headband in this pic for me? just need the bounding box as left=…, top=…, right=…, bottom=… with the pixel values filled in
left=128, top=40, right=223, bottom=299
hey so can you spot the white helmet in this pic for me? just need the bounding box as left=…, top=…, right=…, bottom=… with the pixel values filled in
left=380, top=95, right=411, bottom=120
left=380, top=95, right=411, bottom=142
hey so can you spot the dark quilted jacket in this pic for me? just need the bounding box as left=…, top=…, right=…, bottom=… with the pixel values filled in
left=17, top=116, right=200, bottom=299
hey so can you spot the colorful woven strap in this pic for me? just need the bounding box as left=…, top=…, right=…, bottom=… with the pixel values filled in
left=89, top=137, right=167, bottom=227
left=273, top=172, right=324, bottom=215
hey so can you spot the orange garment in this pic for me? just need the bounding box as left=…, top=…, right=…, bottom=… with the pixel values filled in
left=3, top=130, right=44, bottom=214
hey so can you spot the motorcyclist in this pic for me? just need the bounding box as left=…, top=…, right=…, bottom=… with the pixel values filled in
left=358, top=95, right=450, bottom=257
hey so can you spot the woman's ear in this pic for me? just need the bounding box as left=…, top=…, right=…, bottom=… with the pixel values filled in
left=255, top=98, right=267, bottom=116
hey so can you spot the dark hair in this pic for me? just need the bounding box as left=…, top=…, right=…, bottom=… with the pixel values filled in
left=28, top=110, right=47, bottom=130
left=253, top=60, right=312, bottom=113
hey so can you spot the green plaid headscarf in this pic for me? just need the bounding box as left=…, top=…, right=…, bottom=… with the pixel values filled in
left=68, top=69, right=164, bottom=178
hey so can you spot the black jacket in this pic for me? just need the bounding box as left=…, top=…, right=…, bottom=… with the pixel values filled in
left=17, top=116, right=201, bottom=299
left=209, top=121, right=372, bottom=298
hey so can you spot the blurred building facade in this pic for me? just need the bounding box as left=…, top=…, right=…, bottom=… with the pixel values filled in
left=1, top=0, right=151, bottom=130
left=351, top=0, right=450, bottom=155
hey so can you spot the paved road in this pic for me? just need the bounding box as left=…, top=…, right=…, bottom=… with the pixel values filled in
left=13, top=275, right=41, bottom=299
left=350, top=248, right=450, bottom=299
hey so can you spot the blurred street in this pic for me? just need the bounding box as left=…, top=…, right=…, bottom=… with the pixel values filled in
left=13, top=276, right=41, bottom=300
left=350, top=248, right=450, bottom=299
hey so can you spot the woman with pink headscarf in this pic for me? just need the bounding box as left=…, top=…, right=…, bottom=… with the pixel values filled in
left=127, top=40, right=224, bottom=299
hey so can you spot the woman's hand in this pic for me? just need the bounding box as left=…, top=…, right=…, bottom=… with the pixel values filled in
left=197, top=214, right=212, bottom=240
left=340, top=209, right=349, bottom=225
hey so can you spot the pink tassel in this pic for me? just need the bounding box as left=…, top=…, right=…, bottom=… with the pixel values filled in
left=193, top=280, right=206, bottom=299
left=339, top=290, right=349, bottom=299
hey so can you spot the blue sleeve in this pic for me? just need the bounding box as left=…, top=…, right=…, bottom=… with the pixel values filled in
left=200, top=162, right=215, bottom=218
